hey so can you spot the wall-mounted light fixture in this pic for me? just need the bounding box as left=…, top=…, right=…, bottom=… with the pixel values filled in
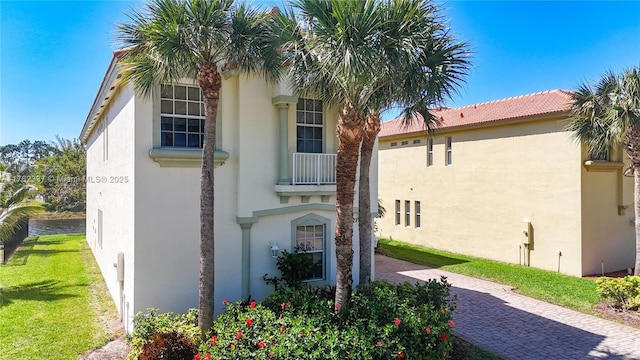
left=270, top=242, right=280, bottom=258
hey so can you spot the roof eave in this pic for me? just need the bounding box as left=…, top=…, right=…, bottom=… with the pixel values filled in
left=379, top=110, right=570, bottom=140
left=79, top=54, right=124, bottom=144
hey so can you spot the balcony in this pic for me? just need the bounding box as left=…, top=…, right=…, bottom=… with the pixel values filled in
left=292, top=153, right=336, bottom=185
left=274, top=152, right=337, bottom=203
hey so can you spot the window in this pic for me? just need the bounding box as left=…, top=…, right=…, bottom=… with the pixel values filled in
left=415, top=201, right=421, bottom=228
left=401, top=140, right=409, bottom=146
left=405, top=200, right=411, bottom=227
left=395, top=200, right=401, bottom=225
left=296, top=98, right=323, bottom=153
left=160, top=84, right=205, bottom=148
left=427, top=138, right=433, bottom=166
left=390, top=142, right=398, bottom=147
left=413, top=139, right=421, bottom=144
left=292, top=214, right=330, bottom=281
left=445, top=136, right=452, bottom=165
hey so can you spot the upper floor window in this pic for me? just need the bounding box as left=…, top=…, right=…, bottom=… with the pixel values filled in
left=445, top=136, right=452, bottom=165
left=296, top=99, right=323, bottom=153
left=427, top=138, right=433, bottom=166
left=160, top=84, right=205, bottom=148
left=401, top=140, right=409, bottom=146
left=390, top=142, right=398, bottom=147
left=413, top=139, right=421, bottom=144
left=405, top=200, right=411, bottom=227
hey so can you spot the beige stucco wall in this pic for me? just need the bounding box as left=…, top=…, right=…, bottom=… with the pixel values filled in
left=377, top=116, right=590, bottom=276
left=580, top=148, right=635, bottom=276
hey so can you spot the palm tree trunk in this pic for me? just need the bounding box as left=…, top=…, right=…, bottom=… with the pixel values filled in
left=634, top=168, right=640, bottom=276
left=197, top=63, right=221, bottom=335
left=335, top=104, right=364, bottom=310
left=358, top=114, right=380, bottom=288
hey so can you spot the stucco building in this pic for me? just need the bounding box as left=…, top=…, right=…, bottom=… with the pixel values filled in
left=377, top=90, right=634, bottom=277
left=80, top=50, right=377, bottom=332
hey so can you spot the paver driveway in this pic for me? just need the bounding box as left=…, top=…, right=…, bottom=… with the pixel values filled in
left=375, top=254, right=640, bottom=360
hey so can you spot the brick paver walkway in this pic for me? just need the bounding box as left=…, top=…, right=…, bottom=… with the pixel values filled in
left=375, top=254, right=640, bottom=360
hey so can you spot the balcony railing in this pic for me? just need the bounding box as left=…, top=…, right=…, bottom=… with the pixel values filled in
left=292, top=152, right=337, bottom=185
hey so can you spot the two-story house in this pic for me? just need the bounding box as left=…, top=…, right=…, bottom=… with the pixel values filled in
left=377, top=90, right=634, bottom=277
left=80, top=50, right=378, bottom=332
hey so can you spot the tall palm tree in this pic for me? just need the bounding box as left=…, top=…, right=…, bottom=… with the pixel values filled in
left=0, top=184, right=42, bottom=246
left=566, top=67, right=640, bottom=275
left=268, top=0, right=469, bottom=305
left=356, top=0, right=470, bottom=287
left=117, top=0, right=273, bottom=333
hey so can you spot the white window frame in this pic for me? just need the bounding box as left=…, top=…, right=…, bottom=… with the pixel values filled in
left=427, top=138, right=433, bottom=166
left=296, top=98, right=324, bottom=153
left=395, top=200, right=401, bottom=225
left=415, top=201, right=421, bottom=228
left=291, top=213, right=330, bottom=282
left=160, top=84, right=205, bottom=148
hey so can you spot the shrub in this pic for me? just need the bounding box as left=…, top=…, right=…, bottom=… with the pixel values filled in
left=139, top=331, right=196, bottom=360
left=196, top=279, right=455, bottom=360
left=126, top=308, right=199, bottom=360
left=596, top=276, right=640, bottom=311
left=263, top=249, right=316, bottom=290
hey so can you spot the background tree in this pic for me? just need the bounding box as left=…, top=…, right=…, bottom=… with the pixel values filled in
left=32, top=137, right=87, bottom=212
left=0, top=140, right=58, bottom=175
left=117, top=0, right=275, bottom=333
left=566, top=66, right=640, bottom=275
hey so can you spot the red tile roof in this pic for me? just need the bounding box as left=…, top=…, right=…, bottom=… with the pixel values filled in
left=379, top=90, right=573, bottom=138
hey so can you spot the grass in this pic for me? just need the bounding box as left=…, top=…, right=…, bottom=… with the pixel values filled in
left=0, top=234, right=119, bottom=359
left=377, top=238, right=599, bottom=314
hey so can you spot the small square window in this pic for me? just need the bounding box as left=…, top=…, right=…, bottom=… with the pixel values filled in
left=413, top=139, right=421, bottom=144
left=390, top=142, right=398, bottom=147
left=401, top=141, right=409, bottom=146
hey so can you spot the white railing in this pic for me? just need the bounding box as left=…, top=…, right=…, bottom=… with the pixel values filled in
left=292, top=152, right=337, bottom=185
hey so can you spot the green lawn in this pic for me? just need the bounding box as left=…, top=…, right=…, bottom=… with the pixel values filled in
left=377, top=238, right=599, bottom=314
left=0, top=234, right=119, bottom=359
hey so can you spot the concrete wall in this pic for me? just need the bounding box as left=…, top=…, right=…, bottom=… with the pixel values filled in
left=377, top=117, right=588, bottom=276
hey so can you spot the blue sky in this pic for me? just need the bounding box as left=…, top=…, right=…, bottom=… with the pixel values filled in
left=1, top=0, right=639, bottom=145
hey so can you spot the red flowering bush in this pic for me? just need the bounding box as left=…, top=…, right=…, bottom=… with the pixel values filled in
left=193, top=279, right=455, bottom=359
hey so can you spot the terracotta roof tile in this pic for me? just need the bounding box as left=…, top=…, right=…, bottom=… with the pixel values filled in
left=379, top=90, right=573, bottom=138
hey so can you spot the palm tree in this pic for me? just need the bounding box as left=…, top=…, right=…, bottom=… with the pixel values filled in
left=356, top=0, right=470, bottom=287
left=268, top=0, right=469, bottom=305
left=0, top=184, right=42, bottom=246
left=566, top=67, right=640, bottom=275
left=117, top=0, right=273, bottom=333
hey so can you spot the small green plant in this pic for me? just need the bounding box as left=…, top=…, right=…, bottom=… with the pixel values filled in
left=263, top=248, right=315, bottom=290
left=596, top=276, right=640, bottom=311
left=126, top=308, right=200, bottom=360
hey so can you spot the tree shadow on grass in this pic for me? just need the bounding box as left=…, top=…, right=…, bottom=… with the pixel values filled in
left=0, top=280, right=81, bottom=308
left=376, top=246, right=469, bottom=269
left=7, top=239, right=79, bottom=267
